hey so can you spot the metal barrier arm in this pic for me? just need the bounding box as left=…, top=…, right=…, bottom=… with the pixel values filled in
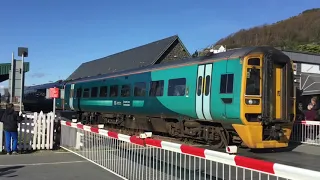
left=60, top=120, right=320, bottom=180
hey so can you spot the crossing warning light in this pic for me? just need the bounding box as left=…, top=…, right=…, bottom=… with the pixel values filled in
left=49, top=87, right=60, bottom=98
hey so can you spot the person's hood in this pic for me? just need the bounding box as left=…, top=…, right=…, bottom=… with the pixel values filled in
left=5, top=108, right=14, bottom=115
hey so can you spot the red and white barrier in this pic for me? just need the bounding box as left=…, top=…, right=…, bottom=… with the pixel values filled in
left=61, top=120, right=320, bottom=180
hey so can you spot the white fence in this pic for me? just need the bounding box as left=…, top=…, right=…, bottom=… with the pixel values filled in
left=0, top=111, right=55, bottom=152
left=291, top=120, right=320, bottom=145
left=60, top=120, right=320, bottom=180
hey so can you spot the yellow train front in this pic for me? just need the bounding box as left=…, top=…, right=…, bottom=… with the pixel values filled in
left=234, top=47, right=296, bottom=149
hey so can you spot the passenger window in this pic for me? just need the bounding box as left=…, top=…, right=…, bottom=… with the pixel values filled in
left=248, top=58, right=260, bottom=66
left=134, top=82, right=146, bottom=96
left=110, top=85, right=118, bottom=97
left=220, top=74, right=234, bottom=94
left=197, top=76, right=202, bottom=96
left=168, top=78, right=186, bottom=96
left=99, top=86, right=108, bottom=97
left=149, top=80, right=164, bottom=96
left=83, top=88, right=90, bottom=98
left=91, top=87, right=98, bottom=97
left=76, top=88, right=82, bottom=98
left=205, top=75, right=211, bottom=96
left=121, top=84, right=131, bottom=97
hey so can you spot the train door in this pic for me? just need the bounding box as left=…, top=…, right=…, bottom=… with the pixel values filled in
left=274, top=64, right=283, bottom=119
left=195, top=63, right=213, bottom=120
left=69, top=84, right=75, bottom=110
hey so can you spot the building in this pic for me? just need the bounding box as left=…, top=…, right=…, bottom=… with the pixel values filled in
left=67, top=35, right=191, bottom=81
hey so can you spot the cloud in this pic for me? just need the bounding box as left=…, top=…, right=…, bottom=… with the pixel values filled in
left=30, top=72, right=46, bottom=78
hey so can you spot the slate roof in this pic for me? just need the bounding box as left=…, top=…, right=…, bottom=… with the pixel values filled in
left=280, top=50, right=320, bottom=65
left=67, top=35, right=189, bottom=81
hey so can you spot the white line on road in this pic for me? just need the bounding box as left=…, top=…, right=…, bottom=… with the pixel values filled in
left=0, top=160, right=87, bottom=167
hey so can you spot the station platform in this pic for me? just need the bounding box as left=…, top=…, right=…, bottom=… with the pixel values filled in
left=0, top=150, right=123, bottom=180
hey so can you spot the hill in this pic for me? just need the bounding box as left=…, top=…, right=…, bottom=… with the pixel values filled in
left=213, top=8, right=320, bottom=54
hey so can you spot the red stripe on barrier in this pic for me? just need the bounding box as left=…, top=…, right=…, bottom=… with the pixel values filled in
left=234, top=156, right=275, bottom=174
left=77, top=124, right=84, bottom=129
left=66, top=121, right=71, bottom=126
left=145, top=138, right=162, bottom=148
left=181, top=145, right=205, bottom=158
left=130, top=136, right=145, bottom=146
left=108, top=131, right=119, bottom=139
left=90, top=127, right=99, bottom=133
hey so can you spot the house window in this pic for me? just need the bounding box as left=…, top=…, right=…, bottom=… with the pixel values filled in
left=91, top=87, right=98, bottom=97
left=134, top=82, right=146, bottom=97
left=99, top=86, right=108, bottom=97
left=220, top=74, right=234, bottom=94
left=168, top=78, right=186, bottom=96
left=121, top=84, right=131, bottom=97
left=149, top=80, right=164, bottom=96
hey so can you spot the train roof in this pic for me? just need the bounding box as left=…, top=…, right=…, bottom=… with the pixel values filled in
left=65, top=46, right=287, bottom=85
left=25, top=81, right=63, bottom=90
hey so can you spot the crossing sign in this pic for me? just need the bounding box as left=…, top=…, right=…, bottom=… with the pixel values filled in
left=49, top=87, right=60, bottom=99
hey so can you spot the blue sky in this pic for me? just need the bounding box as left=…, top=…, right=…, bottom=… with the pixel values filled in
left=0, top=0, right=318, bottom=87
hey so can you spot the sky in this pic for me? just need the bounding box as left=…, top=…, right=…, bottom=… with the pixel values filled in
left=0, top=0, right=319, bottom=87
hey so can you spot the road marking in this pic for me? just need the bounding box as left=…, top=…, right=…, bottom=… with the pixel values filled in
left=61, top=146, right=128, bottom=180
left=0, top=160, right=87, bottom=167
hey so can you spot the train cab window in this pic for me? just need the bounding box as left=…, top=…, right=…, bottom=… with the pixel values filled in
left=76, top=88, right=82, bottom=98
left=168, top=78, right=186, bottom=96
left=99, top=86, right=108, bottom=97
left=83, top=88, right=90, bottom=98
left=149, top=80, right=164, bottom=97
left=110, top=85, right=118, bottom=97
left=121, top=84, right=131, bottom=97
left=246, top=68, right=260, bottom=95
left=91, top=87, right=98, bottom=97
left=248, top=58, right=260, bottom=66
left=220, top=74, right=234, bottom=94
left=134, top=82, right=146, bottom=96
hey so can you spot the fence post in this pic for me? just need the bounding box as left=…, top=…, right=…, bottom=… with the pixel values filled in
left=0, top=122, right=3, bottom=152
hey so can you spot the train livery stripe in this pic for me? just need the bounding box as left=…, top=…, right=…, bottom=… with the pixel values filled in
left=61, top=120, right=320, bottom=180
left=203, top=64, right=213, bottom=120
left=196, top=65, right=205, bottom=120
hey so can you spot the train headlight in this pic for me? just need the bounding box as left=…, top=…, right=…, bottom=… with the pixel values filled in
left=245, top=99, right=260, bottom=105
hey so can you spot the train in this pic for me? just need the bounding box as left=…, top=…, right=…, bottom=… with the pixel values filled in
left=23, top=81, right=64, bottom=112
left=24, top=46, right=296, bottom=149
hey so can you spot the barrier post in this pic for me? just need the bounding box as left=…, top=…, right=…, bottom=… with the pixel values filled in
left=0, top=122, right=3, bottom=152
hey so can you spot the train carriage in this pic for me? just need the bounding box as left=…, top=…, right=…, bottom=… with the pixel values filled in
left=58, top=46, right=296, bottom=149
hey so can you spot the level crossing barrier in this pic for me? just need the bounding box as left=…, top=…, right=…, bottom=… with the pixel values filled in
left=291, top=120, right=320, bottom=146
left=0, top=111, right=56, bottom=152
left=60, top=120, right=320, bottom=180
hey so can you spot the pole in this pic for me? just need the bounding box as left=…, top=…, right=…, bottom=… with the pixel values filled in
left=53, top=97, right=56, bottom=121
left=10, top=52, right=14, bottom=103
left=20, top=53, right=24, bottom=112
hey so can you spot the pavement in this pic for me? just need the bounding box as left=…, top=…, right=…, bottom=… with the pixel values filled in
left=0, top=150, right=124, bottom=180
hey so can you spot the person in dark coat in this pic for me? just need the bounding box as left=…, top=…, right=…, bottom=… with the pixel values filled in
left=0, top=103, right=23, bottom=155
